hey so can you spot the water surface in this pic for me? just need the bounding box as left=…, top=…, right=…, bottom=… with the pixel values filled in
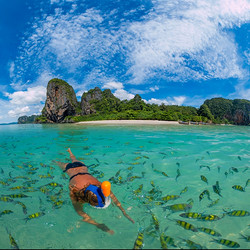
left=0, top=124, right=249, bottom=249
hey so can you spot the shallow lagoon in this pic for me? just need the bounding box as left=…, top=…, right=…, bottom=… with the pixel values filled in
left=0, top=124, right=249, bottom=249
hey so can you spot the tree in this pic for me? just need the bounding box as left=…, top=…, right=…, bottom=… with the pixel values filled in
left=198, top=104, right=214, bottom=121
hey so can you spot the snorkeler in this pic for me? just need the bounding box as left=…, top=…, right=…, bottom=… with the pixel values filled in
left=55, top=148, right=134, bottom=234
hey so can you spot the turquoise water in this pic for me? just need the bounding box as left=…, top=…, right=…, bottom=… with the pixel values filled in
left=0, top=123, right=249, bottom=249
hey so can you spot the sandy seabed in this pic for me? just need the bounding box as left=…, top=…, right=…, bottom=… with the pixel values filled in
left=75, top=120, right=180, bottom=125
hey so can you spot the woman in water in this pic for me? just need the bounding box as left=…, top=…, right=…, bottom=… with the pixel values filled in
left=55, top=148, right=134, bottom=234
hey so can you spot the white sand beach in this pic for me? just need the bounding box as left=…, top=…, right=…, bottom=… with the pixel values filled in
left=76, top=120, right=180, bottom=125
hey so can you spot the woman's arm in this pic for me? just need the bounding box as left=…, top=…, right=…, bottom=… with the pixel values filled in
left=110, top=191, right=135, bottom=224
left=71, top=197, right=114, bottom=234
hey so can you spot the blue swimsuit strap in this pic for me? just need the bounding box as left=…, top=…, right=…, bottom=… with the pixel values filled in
left=84, top=185, right=105, bottom=207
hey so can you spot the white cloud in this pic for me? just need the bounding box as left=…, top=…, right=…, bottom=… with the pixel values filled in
left=8, top=106, right=30, bottom=118
left=5, top=86, right=46, bottom=105
left=102, top=81, right=124, bottom=90
left=50, top=0, right=76, bottom=4
left=102, top=81, right=136, bottom=100
left=76, top=90, right=86, bottom=97
left=125, top=0, right=250, bottom=83
left=9, top=61, right=15, bottom=79
left=146, top=96, right=186, bottom=106
left=9, top=0, right=250, bottom=91
left=229, top=80, right=250, bottom=100
left=113, top=89, right=135, bottom=100
left=149, top=86, right=159, bottom=92
left=173, top=96, right=186, bottom=106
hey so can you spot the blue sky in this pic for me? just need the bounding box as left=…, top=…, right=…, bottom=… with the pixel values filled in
left=0, top=0, right=249, bottom=123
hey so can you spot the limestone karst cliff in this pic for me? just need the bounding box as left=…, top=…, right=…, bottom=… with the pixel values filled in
left=42, top=78, right=80, bottom=123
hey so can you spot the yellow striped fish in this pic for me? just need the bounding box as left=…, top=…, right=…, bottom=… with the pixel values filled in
left=198, top=227, right=222, bottom=236
left=5, top=194, right=29, bottom=199
left=176, top=220, right=198, bottom=232
left=44, top=182, right=63, bottom=187
left=212, top=184, right=222, bottom=197
left=180, top=186, right=188, bottom=195
left=208, top=199, right=219, bottom=208
left=38, top=174, right=53, bottom=179
left=226, top=210, right=250, bottom=217
left=199, top=214, right=221, bottom=221
left=0, top=210, right=13, bottom=217
left=200, top=175, right=208, bottom=184
left=52, top=200, right=64, bottom=209
left=133, top=232, right=144, bottom=249
left=161, top=172, right=169, bottom=177
left=16, top=201, right=27, bottom=214
left=161, top=195, right=180, bottom=202
left=5, top=228, right=19, bottom=249
left=164, top=203, right=192, bottom=212
left=199, top=190, right=211, bottom=201
left=182, top=239, right=203, bottom=249
left=179, top=212, right=203, bottom=219
left=245, top=179, right=250, bottom=188
left=164, top=235, right=177, bottom=247
left=159, top=232, right=168, bottom=249
left=24, top=212, right=45, bottom=222
left=151, top=213, right=160, bottom=231
left=134, top=156, right=142, bottom=160
left=9, top=186, right=27, bottom=190
left=133, top=184, right=143, bottom=195
left=150, top=181, right=155, bottom=187
left=0, top=180, right=9, bottom=186
left=232, top=185, right=245, bottom=192
left=212, top=238, right=240, bottom=248
left=0, top=196, right=14, bottom=203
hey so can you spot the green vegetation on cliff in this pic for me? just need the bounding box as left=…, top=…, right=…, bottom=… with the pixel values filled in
left=67, top=90, right=250, bottom=125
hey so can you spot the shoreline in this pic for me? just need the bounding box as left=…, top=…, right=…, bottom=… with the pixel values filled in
left=75, top=120, right=180, bottom=125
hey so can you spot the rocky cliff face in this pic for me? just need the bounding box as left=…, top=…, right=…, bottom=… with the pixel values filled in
left=80, top=87, right=103, bottom=115
left=232, top=100, right=250, bottom=125
left=18, top=115, right=39, bottom=124
left=42, top=78, right=80, bottom=123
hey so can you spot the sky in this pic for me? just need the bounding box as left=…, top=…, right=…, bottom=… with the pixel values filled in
left=0, top=0, right=249, bottom=123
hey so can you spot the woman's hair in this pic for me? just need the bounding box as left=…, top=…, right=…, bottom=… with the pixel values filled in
left=70, top=184, right=104, bottom=206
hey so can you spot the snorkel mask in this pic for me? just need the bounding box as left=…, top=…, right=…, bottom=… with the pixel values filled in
left=84, top=181, right=111, bottom=209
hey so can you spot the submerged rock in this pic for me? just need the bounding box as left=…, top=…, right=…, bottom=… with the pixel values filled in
left=43, top=78, right=80, bottom=123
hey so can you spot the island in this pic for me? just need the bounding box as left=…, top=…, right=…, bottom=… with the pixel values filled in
left=18, top=78, right=250, bottom=126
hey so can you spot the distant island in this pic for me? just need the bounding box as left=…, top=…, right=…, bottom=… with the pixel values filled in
left=18, top=78, right=250, bottom=126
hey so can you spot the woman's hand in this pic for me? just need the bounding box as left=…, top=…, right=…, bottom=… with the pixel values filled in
left=123, top=211, right=135, bottom=224
left=97, top=223, right=114, bottom=235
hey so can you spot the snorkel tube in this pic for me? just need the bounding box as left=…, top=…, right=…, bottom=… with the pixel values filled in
left=101, top=181, right=111, bottom=209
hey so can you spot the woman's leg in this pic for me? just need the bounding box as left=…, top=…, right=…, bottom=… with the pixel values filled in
left=54, top=161, right=67, bottom=171
left=67, top=148, right=86, bottom=167
left=67, top=148, right=78, bottom=163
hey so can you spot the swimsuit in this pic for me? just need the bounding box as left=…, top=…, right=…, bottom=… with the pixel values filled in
left=64, top=161, right=91, bottom=181
left=69, top=172, right=91, bottom=181
left=63, top=161, right=86, bottom=172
